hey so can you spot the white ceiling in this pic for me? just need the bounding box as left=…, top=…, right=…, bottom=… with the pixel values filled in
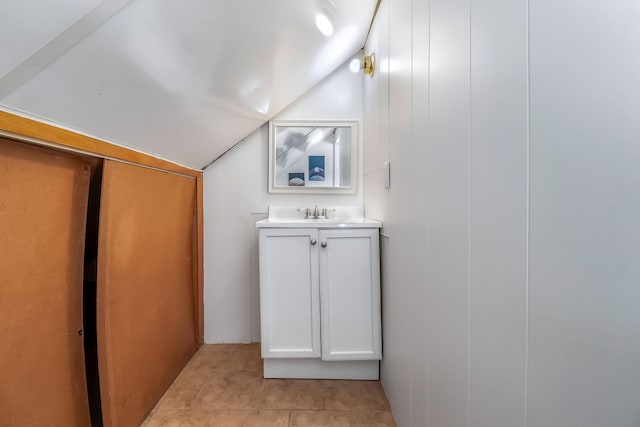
left=0, top=0, right=376, bottom=169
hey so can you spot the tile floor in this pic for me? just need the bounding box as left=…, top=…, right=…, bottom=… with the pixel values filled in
left=143, top=344, right=396, bottom=426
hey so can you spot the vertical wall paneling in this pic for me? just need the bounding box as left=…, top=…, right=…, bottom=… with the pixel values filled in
left=0, top=138, right=91, bottom=426
left=528, top=1, right=640, bottom=425
left=203, top=157, right=224, bottom=343
left=203, top=55, right=364, bottom=343
left=469, top=0, right=529, bottom=426
left=427, top=0, right=471, bottom=425
left=365, top=0, right=528, bottom=424
left=204, top=164, right=229, bottom=348
left=382, top=0, right=416, bottom=425
left=363, top=20, right=379, bottom=179
left=337, top=59, right=362, bottom=120
left=249, top=212, right=268, bottom=341
left=221, top=143, right=251, bottom=342
left=97, top=160, right=198, bottom=427
left=365, top=0, right=640, bottom=425
left=195, top=175, right=205, bottom=344
left=410, top=0, right=430, bottom=425
left=377, top=0, right=391, bottom=229
left=363, top=0, right=385, bottom=225
left=304, top=72, right=340, bottom=120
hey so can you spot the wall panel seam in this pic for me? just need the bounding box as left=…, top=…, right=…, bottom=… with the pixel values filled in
left=467, top=1, right=472, bottom=426
left=425, top=0, right=432, bottom=423
left=524, top=0, right=531, bottom=424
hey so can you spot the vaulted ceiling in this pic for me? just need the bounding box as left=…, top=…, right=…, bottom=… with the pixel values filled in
left=0, top=0, right=377, bottom=168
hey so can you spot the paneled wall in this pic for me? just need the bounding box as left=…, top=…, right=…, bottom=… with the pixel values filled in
left=364, top=0, right=640, bottom=426
left=203, top=55, right=364, bottom=343
left=527, top=1, right=640, bottom=425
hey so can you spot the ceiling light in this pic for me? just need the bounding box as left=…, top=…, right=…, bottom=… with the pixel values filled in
left=315, top=14, right=333, bottom=36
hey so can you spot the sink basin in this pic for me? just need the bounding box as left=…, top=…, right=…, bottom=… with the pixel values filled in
left=256, top=218, right=380, bottom=228
left=256, top=206, right=381, bottom=228
left=269, top=218, right=350, bottom=223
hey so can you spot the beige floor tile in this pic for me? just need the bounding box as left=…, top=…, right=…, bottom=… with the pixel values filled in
left=156, top=384, right=203, bottom=410
left=144, top=344, right=397, bottom=426
left=156, top=363, right=215, bottom=409
left=322, top=380, right=390, bottom=411
left=143, top=408, right=289, bottom=427
left=201, top=409, right=289, bottom=427
left=193, top=370, right=265, bottom=410
left=142, top=408, right=201, bottom=427
left=261, top=379, right=324, bottom=410
left=290, top=410, right=397, bottom=427
left=188, top=344, right=262, bottom=373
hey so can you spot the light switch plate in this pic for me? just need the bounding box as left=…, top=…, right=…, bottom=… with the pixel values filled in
left=384, top=161, right=390, bottom=189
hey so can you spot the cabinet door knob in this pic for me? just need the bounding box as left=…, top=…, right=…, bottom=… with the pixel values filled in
left=310, top=239, right=317, bottom=245
left=321, top=242, right=327, bottom=248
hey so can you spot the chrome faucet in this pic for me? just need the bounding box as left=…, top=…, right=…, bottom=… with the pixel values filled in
left=299, top=205, right=332, bottom=219
left=298, top=207, right=311, bottom=219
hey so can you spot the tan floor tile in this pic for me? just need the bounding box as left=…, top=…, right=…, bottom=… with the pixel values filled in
left=290, top=410, right=397, bottom=427
left=193, top=370, right=265, bottom=410
left=156, top=364, right=214, bottom=409
left=156, top=384, right=202, bottom=410
left=188, top=344, right=262, bottom=373
left=322, top=380, right=390, bottom=411
left=202, top=409, right=289, bottom=427
left=261, top=379, right=324, bottom=410
left=143, top=408, right=289, bottom=427
left=144, top=344, right=397, bottom=426
left=142, top=408, right=201, bottom=427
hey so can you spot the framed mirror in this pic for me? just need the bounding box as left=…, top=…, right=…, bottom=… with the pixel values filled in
left=268, top=120, right=358, bottom=194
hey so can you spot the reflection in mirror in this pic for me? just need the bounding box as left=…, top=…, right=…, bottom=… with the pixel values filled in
left=269, top=121, right=357, bottom=194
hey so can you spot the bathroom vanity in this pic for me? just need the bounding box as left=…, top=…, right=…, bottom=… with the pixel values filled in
left=256, top=206, right=381, bottom=379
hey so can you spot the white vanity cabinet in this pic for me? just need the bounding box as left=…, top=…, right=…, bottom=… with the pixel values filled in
left=257, top=217, right=382, bottom=380
left=258, top=228, right=321, bottom=359
left=318, top=229, right=381, bottom=361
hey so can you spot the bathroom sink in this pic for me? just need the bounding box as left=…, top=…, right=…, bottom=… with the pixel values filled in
left=269, top=218, right=349, bottom=223
left=256, top=206, right=381, bottom=228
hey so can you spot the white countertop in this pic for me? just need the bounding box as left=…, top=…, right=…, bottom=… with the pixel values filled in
left=256, top=205, right=382, bottom=228
left=256, top=218, right=382, bottom=228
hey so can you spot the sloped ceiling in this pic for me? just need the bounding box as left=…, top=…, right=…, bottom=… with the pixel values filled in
left=0, top=0, right=376, bottom=169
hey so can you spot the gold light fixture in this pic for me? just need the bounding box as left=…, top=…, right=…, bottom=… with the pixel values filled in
left=349, top=53, right=376, bottom=77
left=363, top=53, right=375, bottom=76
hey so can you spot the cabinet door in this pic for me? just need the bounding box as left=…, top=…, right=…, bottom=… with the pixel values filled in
left=0, top=139, right=91, bottom=426
left=259, top=228, right=320, bottom=358
left=97, top=160, right=198, bottom=427
left=319, top=229, right=381, bottom=361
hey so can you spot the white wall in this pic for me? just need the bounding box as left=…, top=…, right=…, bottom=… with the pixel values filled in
left=203, top=54, right=364, bottom=343
left=364, top=0, right=640, bottom=426
left=528, top=1, right=640, bottom=425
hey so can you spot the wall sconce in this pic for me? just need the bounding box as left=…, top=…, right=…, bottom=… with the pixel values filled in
left=363, top=53, right=375, bottom=76
left=349, top=53, right=376, bottom=76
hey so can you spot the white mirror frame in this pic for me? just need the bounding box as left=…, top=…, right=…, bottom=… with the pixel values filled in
left=268, top=120, right=358, bottom=194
